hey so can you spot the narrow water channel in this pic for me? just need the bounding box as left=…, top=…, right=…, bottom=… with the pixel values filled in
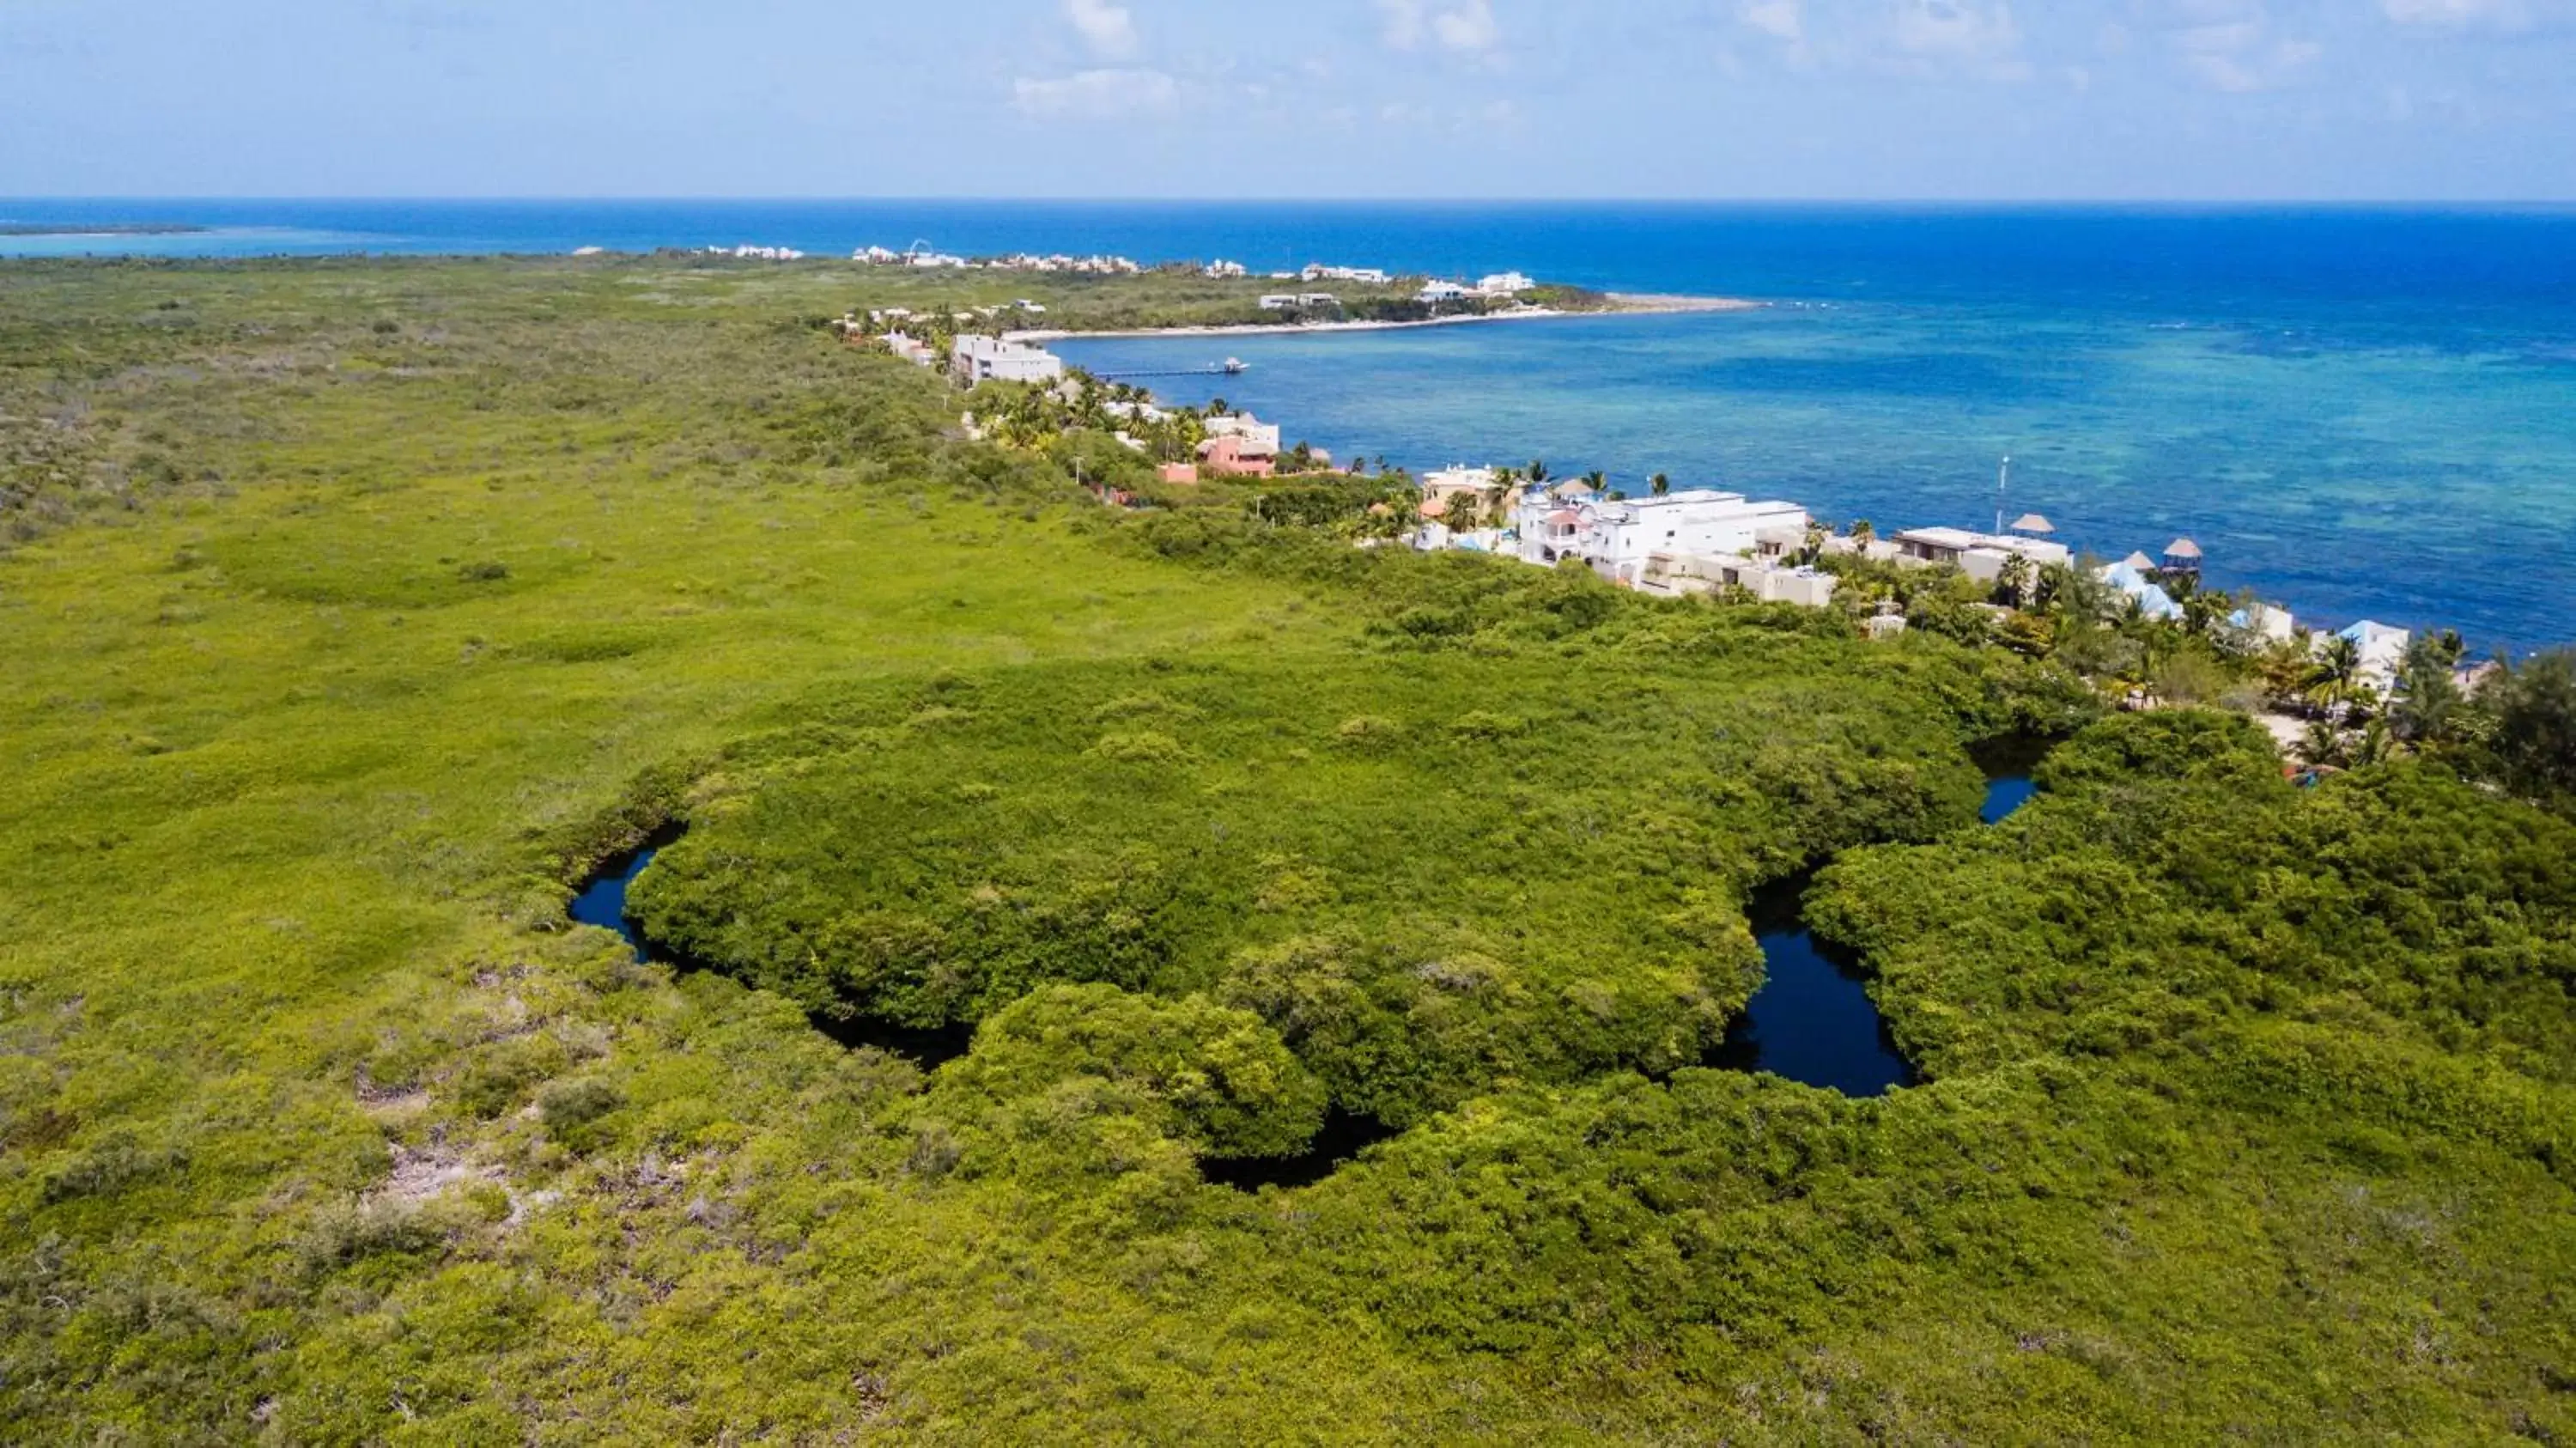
left=1710, top=765, right=2039, bottom=1097
left=1200, top=1110, right=1400, bottom=1193
left=567, top=824, right=681, bottom=958
left=568, top=827, right=975, bottom=1069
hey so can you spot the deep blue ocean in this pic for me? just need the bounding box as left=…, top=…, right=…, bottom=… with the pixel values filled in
left=7, top=199, right=2572, bottom=650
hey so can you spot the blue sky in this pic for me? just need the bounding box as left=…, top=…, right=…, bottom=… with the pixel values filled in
left=5, top=0, right=2573, bottom=198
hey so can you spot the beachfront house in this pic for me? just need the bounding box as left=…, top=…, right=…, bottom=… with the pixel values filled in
left=2099, top=558, right=2185, bottom=623
left=2229, top=602, right=2298, bottom=643
left=1417, top=280, right=1473, bottom=305
left=951, top=335, right=1065, bottom=386
left=1892, top=526, right=2074, bottom=582
left=1518, top=490, right=1809, bottom=581
left=1421, top=465, right=1498, bottom=513
left=1206, top=260, right=1248, bottom=278
left=1303, top=264, right=1390, bottom=284
left=1197, top=435, right=1276, bottom=478
left=1637, top=553, right=1839, bottom=607
left=1203, top=413, right=1284, bottom=455
left=1259, top=295, right=1300, bottom=311
left=1477, top=272, right=1536, bottom=296
left=2337, top=620, right=2413, bottom=691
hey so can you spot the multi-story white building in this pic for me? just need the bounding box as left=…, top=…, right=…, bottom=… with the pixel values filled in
left=1202, top=413, right=1283, bottom=454
left=951, top=335, right=1065, bottom=386
left=1417, top=280, right=1472, bottom=304
left=1477, top=271, right=1536, bottom=295
left=1516, top=490, right=1810, bottom=581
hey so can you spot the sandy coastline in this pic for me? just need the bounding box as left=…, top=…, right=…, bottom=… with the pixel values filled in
left=1012, top=293, right=1761, bottom=343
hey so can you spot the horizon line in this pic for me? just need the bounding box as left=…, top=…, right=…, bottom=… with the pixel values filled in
left=9, top=195, right=2576, bottom=209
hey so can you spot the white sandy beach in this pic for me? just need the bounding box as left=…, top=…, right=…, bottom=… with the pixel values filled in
left=1012, top=293, right=1762, bottom=343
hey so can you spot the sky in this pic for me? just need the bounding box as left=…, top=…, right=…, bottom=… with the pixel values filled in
left=4, top=0, right=2574, bottom=199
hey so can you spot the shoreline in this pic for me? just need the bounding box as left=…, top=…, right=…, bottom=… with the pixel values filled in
left=1013, top=293, right=1761, bottom=343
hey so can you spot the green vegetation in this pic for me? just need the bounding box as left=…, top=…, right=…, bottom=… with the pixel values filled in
left=3, top=254, right=2572, bottom=1443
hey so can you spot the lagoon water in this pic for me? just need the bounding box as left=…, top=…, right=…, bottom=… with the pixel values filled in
left=9, top=199, right=2573, bottom=648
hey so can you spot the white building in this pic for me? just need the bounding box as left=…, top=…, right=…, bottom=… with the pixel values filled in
left=883, top=333, right=937, bottom=368
left=2337, top=620, right=2413, bottom=692
left=2098, top=558, right=2184, bottom=623
left=1417, top=280, right=1473, bottom=305
left=1206, top=259, right=1248, bottom=278
left=1202, top=412, right=1283, bottom=454
left=951, top=335, right=1065, bottom=386
left=1516, top=490, right=1809, bottom=581
left=1891, top=526, right=2073, bottom=583
left=1477, top=271, right=1536, bottom=295
left=1638, top=554, right=1840, bottom=608
left=1259, top=295, right=1300, bottom=311
left=1303, top=264, right=1391, bottom=284
left=2230, top=602, right=2298, bottom=643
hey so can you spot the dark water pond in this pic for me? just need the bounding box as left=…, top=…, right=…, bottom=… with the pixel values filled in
left=1201, top=1110, right=1400, bottom=1193
left=1981, top=773, right=2038, bottom=824
left=1707, top=874, right=1917, bottom=1097
left=1710, top=764, right=2039, bottom=1097
left=567, top=824, right=682, bottom=958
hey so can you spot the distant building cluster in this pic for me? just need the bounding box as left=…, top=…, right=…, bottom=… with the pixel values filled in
left=707, top=244, right=807, bottom=260
left=1301, top=263, right=1391, bottom=284
left=852, top=244, right=1142, bottom=274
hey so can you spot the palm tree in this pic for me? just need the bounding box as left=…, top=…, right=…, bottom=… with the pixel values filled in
left=1850, top=519, right=1876, bottom=545
left=2295, top=721, right=2347, bottom=769
left=1996, top=554, right=2036, bottom=610
left=2182, top=589, right=2230, bottom=639
left=1528, top=459, right=1549, bottom=484
left=2304, top=635, right=2365, bottom=717
left=1649, top=472, right=1671, bottom=497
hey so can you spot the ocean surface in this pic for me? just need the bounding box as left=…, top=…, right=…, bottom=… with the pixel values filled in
left=6, top=199, right=2572, bottom=649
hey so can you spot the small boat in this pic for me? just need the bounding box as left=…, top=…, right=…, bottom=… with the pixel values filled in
left=1220, top=357, right=1248, bottom=374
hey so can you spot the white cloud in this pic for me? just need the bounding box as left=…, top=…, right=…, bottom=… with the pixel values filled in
left=1064, top=0, right=1139, bottom=59
left=1888, top=0, right=2026, bottom=70
left=2134, top=0, right=2319, bottom=92
left=1434, top=0, right=1501, bottom=50
left=1730, top=0, right=2026, bottom=79
left=1375, top=0, right=1501, bottom=53
left=1738, top=0, right=1804, bottom=42
left=1012, top=67, right=1180, bottom=118
left=2382, top=0, right=2574, bottom=28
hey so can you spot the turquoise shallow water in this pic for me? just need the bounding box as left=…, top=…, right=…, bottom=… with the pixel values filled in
left=5, top=201, right=2570, bottom=649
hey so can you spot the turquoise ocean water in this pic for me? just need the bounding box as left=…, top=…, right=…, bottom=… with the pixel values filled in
left=5, top=200, right=2570, bottom=649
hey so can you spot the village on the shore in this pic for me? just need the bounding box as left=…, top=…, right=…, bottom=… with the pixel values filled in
left=829, top=267, right=2478, bottom=764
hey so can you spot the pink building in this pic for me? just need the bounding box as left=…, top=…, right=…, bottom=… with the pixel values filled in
left=1197, top=435, right=1276, bottom=478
